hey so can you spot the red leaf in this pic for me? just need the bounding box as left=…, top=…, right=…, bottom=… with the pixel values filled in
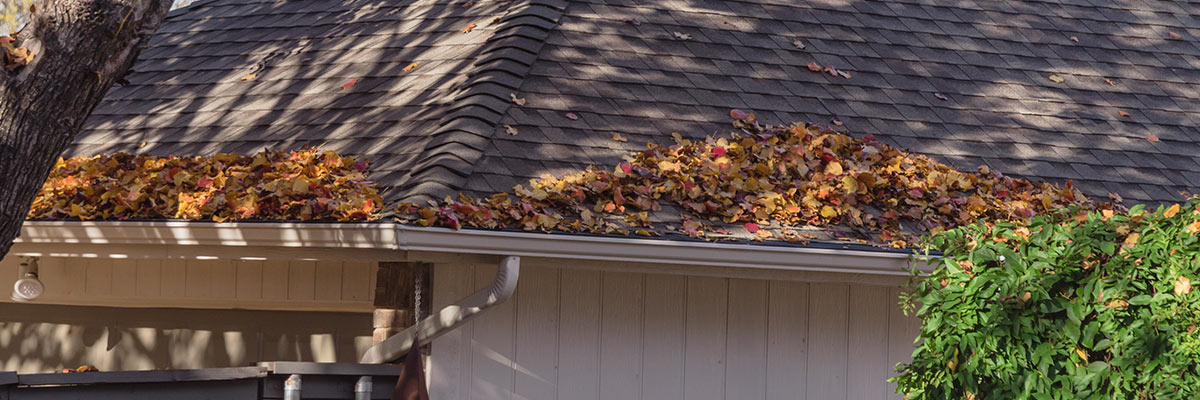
left=711, top=146, right=726, bottom=157
left=807, top=61, right=822, bottom=72
left=341, top=78, right=358, bottom=90
left=863, top=133, right=876, bottom=142
left=1169, top=31, right=1183, bottom=39
left=620, top=163, right=633, bottom=174
left=730, top=109, right=748, bottom=120
left=744, top=222, right=759, bottom=233
left=1148, top=135, right=1160, bottom=142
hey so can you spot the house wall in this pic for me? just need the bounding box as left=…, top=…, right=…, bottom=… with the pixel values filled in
left=0, top=302, right=372, bottom=373
left=0, top=256, right=377, bottom=312
left=429, top=262, right=922, bottom=400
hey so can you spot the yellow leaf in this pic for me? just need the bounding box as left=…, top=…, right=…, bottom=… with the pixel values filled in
left=1074, top=347, right=1088, bottom=362
left=1123, top=232, right=1139, bottom=248
left=292, top=178, right=310, bottom=194
left=612, top=133, right=628, bottom=142
left=820, top=205, right=837, bottom=218
left=1165, top=203, right=1181, bottom=218
left=1187, top=221, right=1200, bottom=233
left=1048, top=74, right=1064, bottom=83
left=240, top=72, right=258, bottom=81
left=841, top=175, right=858, bottom=193
left=825, top=161, right=842, bottom=175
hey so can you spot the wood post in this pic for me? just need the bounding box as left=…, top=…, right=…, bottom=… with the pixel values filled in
left=372, top=262, right=431, bottom=344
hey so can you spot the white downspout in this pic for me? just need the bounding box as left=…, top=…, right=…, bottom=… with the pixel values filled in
left=360, top=255, right=521, bottom=364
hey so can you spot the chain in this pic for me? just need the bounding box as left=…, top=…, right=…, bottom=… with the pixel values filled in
left=413, top=266, right=423, bottom=325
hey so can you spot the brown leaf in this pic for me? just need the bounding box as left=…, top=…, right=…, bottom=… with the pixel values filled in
left=1118, top=110, right=1130, bottom=117
left=807, top=61, right=822, bottom=72
left=1104, top=78, right=1116, bottom=86
left=612, top=133, right=628, bottom=142
left=730, top=109, right=749, bottom=120
left=462, top=23, right=477, bottom=33
left=1169, top=31, right=1183, bottom=39
left=403, top=63, right=418, bottom=72
left=1108, top=192, right=1124, bottom=203
left=510, top=93, right=526, bottom=106
left=504, top=125, right=518, bottom=136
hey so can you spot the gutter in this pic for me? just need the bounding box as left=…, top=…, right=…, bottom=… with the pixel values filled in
left=12, top=221, right=931, bottom=275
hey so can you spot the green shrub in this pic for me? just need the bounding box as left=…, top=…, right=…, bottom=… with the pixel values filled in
left=895, top=201, right=1200, bottom=399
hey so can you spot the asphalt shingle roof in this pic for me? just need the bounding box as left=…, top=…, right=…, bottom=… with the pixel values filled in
left=73, top=0, right=1200, bottom=206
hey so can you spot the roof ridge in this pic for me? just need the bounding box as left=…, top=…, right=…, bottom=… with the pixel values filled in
left=164, top=0, right=224, bottom=20
left=394, top=0, right=568, bottom=203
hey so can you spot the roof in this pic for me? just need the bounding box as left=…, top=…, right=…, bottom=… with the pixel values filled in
left=72, top=0, right=1200, bottom=207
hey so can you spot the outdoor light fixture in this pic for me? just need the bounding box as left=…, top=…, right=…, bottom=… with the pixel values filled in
left=12, top=257, right=44, bottom=302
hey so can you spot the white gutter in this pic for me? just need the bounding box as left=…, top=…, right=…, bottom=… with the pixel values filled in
left=12, top=221, right=930, bottom=275
left=360, top=255, right=520, bottom=364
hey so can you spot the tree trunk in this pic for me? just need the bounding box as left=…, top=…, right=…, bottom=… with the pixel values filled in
left=0, top=0, right=171, bottom=259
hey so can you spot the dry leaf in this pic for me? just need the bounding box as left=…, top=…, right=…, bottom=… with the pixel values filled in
left=793, top=39, right=805, bottom=49
left=138, top=141, right=147, bottom=148
left=673, top=32, right=692, bottom=40
left=1169, top=31, right=1183, bottom=39
left=623, top=18, right=641, bottom=26
left=1048, top=74, right=1065, bottom=83
left=831, top=119, right=843, bottom=126
left=1108, top=192, right=1124, bottom=203
left=462, top=22, right=477, bottom=33
left=1104, top=78, right=1116, bottom=86
left=240, top=72, right=258, bottom=81
left=744, top=222, right=759, bottom=233
left=403, top=63, right=418, bottom=72
left=1123, top=232, right=1140, bottom=248
left=504, top=125, right=518, bottom=136
left=934, top=93, right=949, bottom=101
left=565, top=112, right=579, bottom=120
left=1118, top=110, right=1130, bottom=117
left=1165, top=203, right=1181, bottom=218
left=1176, top=276, right=1192, bottom=295
left=1069, top=36, right=1079, bottom=42
left=510, top=93, right=526, bottom=106
left=824, top=65, right=839, bottom=77
left=837, top=70, right=852, bottom=79
left=730, top=109, right=749, bottom=120
left=612, top=133, right=628, bottom=142
left=1148, top=135, right=1160, bottom=142
left=341, top=78, right=358, bottom=90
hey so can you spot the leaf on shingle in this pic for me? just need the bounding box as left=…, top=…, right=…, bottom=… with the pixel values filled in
left=462, top=22, right=477, bottom=33
left=730, top=109, right=749, bottom=120
left=1108, top=192, right=1124, bottom=203
left=807, top=61, right=822, bottom=72
left=1069, top=36, right=1079, bottom=42
left=1118, top=110, right=1130, bottom=117
left=1105, top=78, right=1116, bottom=86
left=240, top=72, right=258, bottom=81
left=504, top=125, right=518, bottom=136
left=1169, top=31, right=1183, bottom=39
left=341, top=78, right=358, bottom=90
left=1048, top=74, right=1065, bottom=83
left=934, top=93, right=949, bottom=101
left=510, top=93, right=526, bottom=106
left=1148, top=135, right=1160, bottom=142
left=403, top=63, right=418, bottom=72
left=673, top=31, right=692, bottom=40
left=831, top=119, right=843, bottom=126
left=565, top=112, right=579, bottom=120
left=793, top=39, right=805, bottom=49
left=837, top=70, right=852, bottom=79
left=623, top=18, right=641, bottom=26
left=612, top=133, right=628, bottom=142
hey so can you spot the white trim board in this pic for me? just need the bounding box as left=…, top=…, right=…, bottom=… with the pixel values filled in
left=12, top=221, right=934, bottom=276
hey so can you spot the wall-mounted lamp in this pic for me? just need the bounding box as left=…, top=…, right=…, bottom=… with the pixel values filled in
left=12, top=257, right=44, bottom=302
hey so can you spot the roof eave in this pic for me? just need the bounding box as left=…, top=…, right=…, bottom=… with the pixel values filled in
left=12, top=221, right=933, bottom=275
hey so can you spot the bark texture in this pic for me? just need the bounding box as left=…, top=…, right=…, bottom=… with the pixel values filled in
left=0, top=0, right=172, bottom=258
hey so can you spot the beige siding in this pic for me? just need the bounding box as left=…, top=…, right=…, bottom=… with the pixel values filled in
left=0, top=302, right=371, bottom=373
left=0, top=256, right=376, bottom=312
left=431, top=263, right=921, bottom=400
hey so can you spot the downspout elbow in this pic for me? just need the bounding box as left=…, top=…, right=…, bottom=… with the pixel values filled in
left=360, top=255, right=520, bottom=363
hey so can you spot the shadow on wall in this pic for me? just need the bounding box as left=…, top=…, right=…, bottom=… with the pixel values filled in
left=0, top=303, right=371, bottom=373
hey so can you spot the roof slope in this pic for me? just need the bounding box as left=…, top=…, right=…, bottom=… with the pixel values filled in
left=75, top=0, right=1200, bottom=206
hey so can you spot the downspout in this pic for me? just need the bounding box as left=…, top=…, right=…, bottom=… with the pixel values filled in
left=360, top=255, right=520, bottom=364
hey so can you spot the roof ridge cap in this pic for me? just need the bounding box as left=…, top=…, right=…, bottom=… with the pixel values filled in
left=164, top=0, right=224, bottom=20
left=395, top=0, right=568, bottom=203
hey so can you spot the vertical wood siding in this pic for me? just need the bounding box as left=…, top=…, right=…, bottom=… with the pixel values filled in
left=431, top=264, right=921, bottom=400
left=0, top=256, right=376, bottom=312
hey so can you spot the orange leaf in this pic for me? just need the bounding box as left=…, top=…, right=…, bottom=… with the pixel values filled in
left=462, top=22, right=477, bottom=33
left=1169, top=31, right=1183, bottom=39
left=1176, top=276, right=1191, bottom=295
left=1118, top=110, right=1129, bottom=117
left=403, top=63, right=418, bottom=72
left=341, top=78, right=358, bottom=90
left=1148, top=135, right=1160, bottom=142
left=1165, top=203, right=1181, bottom=218
left=612, top=133, right=628, bottom=142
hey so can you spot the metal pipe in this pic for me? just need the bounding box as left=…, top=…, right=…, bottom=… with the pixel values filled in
left=354, top=376, right=372, bottom=400
left=283, top=374, right=301, bottom=400
left=360, top=256, right=521, bottom=363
